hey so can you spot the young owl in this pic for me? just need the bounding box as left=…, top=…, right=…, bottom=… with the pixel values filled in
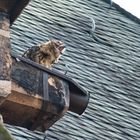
left=22, top=40, right=65, bottom=69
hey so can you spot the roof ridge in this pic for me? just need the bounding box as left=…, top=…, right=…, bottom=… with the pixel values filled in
left=103, top=0, right=140, bottom=24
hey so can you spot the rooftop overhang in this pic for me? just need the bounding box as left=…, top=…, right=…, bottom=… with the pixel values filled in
left=11, top=54, right=90, bottom=115
left=0, top=0, right=30, bottom=25
left=0, top=54, right=89, bottom=131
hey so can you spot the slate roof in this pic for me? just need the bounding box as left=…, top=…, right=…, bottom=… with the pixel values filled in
left=8, top=0, right=140, bottom=139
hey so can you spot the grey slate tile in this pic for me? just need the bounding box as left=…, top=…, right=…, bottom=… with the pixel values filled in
left=7, top=0, right=140, bottom=139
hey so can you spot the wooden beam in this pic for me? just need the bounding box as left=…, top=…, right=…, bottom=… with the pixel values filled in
left=0, top=12, right=12, bottom=107
left=0, top=12, right=11, bottom=80
left=0, top=58, right=70, bottom=131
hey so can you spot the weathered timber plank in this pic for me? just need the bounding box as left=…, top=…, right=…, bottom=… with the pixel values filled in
left=11, top=82, right=42, bottom=109
left=12, top=55, right=89, bottom=115
left=0, top=12, right=12, bottom=116
left=0, top=58, right=69, bottom=131
left=0, top=50, right=89, bottom=131
left=0, top=12, right=11, bottom=80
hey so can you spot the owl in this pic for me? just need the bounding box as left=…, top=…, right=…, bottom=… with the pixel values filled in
left=22, top=40, right=65, bottom=69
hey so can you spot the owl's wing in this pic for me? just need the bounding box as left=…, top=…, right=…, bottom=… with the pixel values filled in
left=22, top=45, right=40, bottom=57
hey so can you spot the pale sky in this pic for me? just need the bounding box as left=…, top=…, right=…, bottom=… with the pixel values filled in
left=113, top=0, right=140, bottom=18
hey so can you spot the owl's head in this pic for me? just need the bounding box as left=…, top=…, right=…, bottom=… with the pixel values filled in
left=40, top=40, right=66, bottom=68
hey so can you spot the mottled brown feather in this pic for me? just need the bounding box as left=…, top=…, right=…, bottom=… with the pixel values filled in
left=22, top=40, right=65, bottom=69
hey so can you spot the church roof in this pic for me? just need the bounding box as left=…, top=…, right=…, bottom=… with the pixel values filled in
left=10, top=0, right=140, bottom=139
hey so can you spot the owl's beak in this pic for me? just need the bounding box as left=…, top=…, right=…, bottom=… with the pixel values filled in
left=56, top=41, right=66, bottom=54
left=59, top=46, right=66, bottom=54
left=55, top=45, right=66, bottom=63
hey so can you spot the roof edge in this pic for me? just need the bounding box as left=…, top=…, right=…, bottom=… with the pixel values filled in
left=103, top=0, right=140, bottom=24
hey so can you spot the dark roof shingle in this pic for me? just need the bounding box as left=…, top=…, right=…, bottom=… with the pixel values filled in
left=9, top=0, right=140, bottom=139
